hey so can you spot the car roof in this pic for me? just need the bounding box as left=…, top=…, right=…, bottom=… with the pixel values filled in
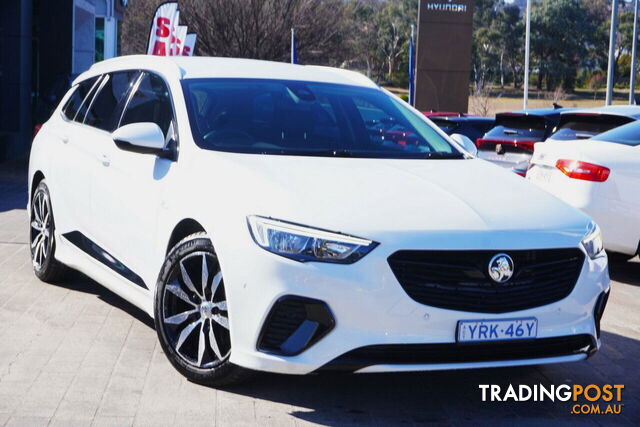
left=73, top=55, right=379, bottom=89
left=559, top=105, right=640, bottom=118
left=497, top=107, right=573, bottom=117
left=431, top=116, right=494, bottom=123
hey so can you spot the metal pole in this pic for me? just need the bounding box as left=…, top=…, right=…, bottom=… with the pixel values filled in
left=523, top=0, right=531, bottom=110
left=606, top=0, right=620, bottom=106
left=630, top=0, right=639, bottom=104
left=290, top=28, right=295, bottom=64
left=409, top=24, right=415, bottom=106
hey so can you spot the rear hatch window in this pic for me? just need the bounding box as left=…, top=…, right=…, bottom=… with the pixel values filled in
left=549, top=114, right=633, bottom=140
left=594, top=120, right=640, bottom=146
left=484, top=114, right=547, bottom=140
left=430, top=119, right=459, bottom=134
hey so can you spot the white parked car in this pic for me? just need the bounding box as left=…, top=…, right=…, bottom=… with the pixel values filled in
left=29, top=56, right=609, bottom=385
left=528, top=120, right=640, bottom=262
left=546, top=105, right=640, bottom=142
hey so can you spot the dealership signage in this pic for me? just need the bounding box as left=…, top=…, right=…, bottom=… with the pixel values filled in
left=425, top=2, right=468, bottom=12
left=147, top=2, right=196, bottom=56
left=415, top=0, right=474, bottom=112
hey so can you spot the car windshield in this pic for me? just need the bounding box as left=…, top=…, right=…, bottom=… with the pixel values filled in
left=182, top=79, right=461, bottom=159
left=549, top=114, right=632, bottom=141
left=595, top=120, right=640, bottom=146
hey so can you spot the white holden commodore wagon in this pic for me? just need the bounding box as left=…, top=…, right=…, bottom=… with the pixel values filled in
left=29, top=56, right=609, bottom=385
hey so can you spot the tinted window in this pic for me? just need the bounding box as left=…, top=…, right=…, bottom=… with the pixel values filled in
left=485, top=115, right=547, bottom=140
left=120, top=73, right=174, bottom=137
left=62, top=77, right=99, bottom=121
left=84, top=71, right=139, bottom=131
left=182, top=79, right=460, bottom=159
left=595, top=120, right=640, bottom=146
left=431, top=119, right=459, bottom=134
left=548, top=114, right=633, bottom=141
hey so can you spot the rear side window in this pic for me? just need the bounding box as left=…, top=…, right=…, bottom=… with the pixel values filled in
left=62, top=77, right=99, bottom=120
left=120, top=73, right=174, bottom=137
left=84, top=71, right=139, bottom=131
left=549, top=115, right=633, bottom=141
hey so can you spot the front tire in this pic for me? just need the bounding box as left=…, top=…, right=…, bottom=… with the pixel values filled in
left=30, top=180, right=68, bottom=283
left=154, top=232, right=252, bottom=386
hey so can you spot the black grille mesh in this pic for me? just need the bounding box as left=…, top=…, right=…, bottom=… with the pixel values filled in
left=319, top=334, right=595, bottom=371
left=388, top=248, right=584, bottom=313
left=259, top=299, right=307, bottom=351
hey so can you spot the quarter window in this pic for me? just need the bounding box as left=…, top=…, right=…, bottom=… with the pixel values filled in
left=84, top=71, right=139, bottom=131
left=120, top=73, right=174, bottom=137
left=62, top=76, right=100, bottom=121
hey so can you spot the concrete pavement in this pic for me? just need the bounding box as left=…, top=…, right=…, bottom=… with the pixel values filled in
left=0, top=173, right=638, bottom=426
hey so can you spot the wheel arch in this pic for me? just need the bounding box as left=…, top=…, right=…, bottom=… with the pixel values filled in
left=31, top=170, right=45, bottom=200
left=166, top=218, right=207, bottom=255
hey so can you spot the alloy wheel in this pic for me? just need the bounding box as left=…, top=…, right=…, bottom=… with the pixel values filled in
left=161, top=252, right=231, bottom=368
left=30, top=189, right=52, bottom=270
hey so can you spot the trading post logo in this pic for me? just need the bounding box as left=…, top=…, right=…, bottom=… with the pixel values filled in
left=479, top=384, right=625, bottom=415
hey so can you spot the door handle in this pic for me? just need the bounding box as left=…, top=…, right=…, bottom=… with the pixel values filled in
left=101, top=154, right=111, bottom=167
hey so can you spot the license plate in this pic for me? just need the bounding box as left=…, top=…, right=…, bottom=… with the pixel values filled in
left=457, top=318, right=538, bottom=343
left=527, top=166, right=552, bottom=183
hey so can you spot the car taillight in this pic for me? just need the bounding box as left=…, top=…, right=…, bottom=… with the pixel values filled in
left=555, top=159, right=610, bottom=182
left=32, top=124, right=43, bottom=140
left=476, top=138, right=537, bottom=152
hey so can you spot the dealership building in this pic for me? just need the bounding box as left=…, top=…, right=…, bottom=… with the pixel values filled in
left=0, top=0, right=127, bottom=162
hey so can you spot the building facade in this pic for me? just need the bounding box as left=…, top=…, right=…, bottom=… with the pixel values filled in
left=0, top=0, right=127, bottom=162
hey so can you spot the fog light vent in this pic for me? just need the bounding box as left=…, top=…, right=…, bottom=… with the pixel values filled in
left=257, top=296, right=334, bottom=356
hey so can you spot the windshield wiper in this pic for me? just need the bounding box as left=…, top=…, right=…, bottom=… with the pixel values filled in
left=291, top=149, right=354, bottom=157
left=423, top=152, right=465, bottom=159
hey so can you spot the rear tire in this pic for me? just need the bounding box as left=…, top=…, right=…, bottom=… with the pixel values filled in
left=30, top=180, right=69, bottom=283
left=154, top=232, right=253, bottom=386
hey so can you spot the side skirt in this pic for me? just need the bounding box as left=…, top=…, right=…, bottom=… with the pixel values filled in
left=62, top=231, right=148, bottom=290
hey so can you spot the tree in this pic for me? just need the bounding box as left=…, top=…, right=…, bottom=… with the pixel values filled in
left=375, top=1, right=412, bottom=83
left=495, top=5, right=524, bottom=88
left=531, top=0, right=592, bottom=91
left=121, top=0, right=351, bottom=66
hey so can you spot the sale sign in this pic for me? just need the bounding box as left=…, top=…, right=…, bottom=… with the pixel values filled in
left=183, top=33, right=197, bottom=56
left=170, top=25, right=188, bottom=56
left=146, top=2, right=179, bottom=56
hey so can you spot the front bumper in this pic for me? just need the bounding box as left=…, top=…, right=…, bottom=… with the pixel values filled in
left=222, top=237, right=609, bottom=375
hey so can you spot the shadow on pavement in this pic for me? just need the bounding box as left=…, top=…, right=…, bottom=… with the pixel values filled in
left=218, top=330, right=639, bottom=423
left=47, top=270, right=154, bottom=329
left=609, top=258, right=640, bottom=287
left=0, top=183, right=27, bottom=212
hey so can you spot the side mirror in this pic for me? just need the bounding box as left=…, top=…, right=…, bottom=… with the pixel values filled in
left=450, top=133, right=478, bottom=157
left=112, top=122, right=174, bottom=159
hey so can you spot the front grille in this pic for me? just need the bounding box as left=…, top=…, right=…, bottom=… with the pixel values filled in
left=388, top=248, right=584, bottom=313
left=318, top=335, right=595, bottom=372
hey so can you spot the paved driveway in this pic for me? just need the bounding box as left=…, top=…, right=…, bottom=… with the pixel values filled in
left=0, top=175, right=638, bottom=426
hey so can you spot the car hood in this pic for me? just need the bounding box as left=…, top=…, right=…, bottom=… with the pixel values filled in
left=206, top=153, right=591, bottom=248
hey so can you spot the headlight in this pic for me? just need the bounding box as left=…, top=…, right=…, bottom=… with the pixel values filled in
left=247, top=216, right=378, bottom=263
left=582, top=221, right=604, bottom=259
